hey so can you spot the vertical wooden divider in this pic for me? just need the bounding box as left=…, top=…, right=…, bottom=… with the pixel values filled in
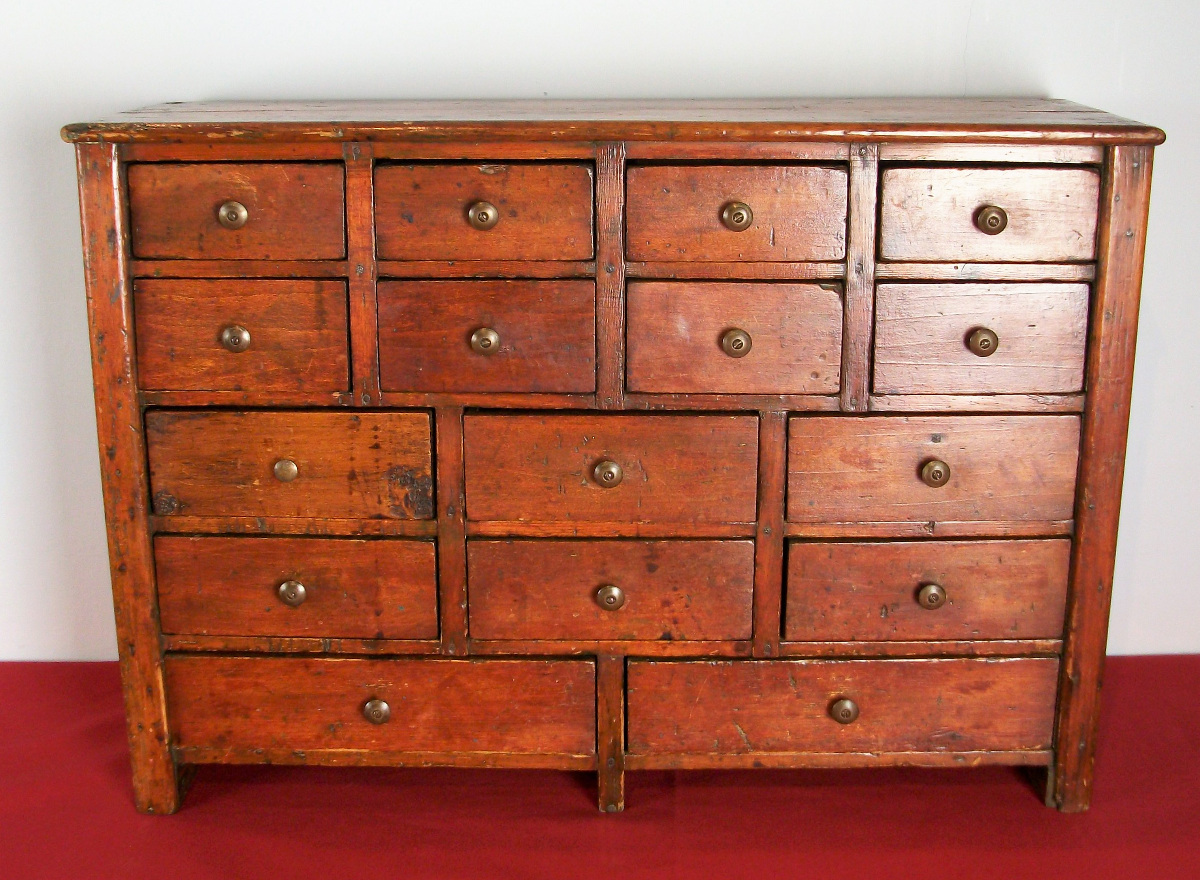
left=752, top=411, right=788, bottom=657
left=435, top=406, right=469, bottom=655
left=595, top=142, right=627, bottom=409
left=344, top=143, right=379, bottom=405
left=842, top=143, right=878, bottom=412
left=597, top=654, right=626, bottom=813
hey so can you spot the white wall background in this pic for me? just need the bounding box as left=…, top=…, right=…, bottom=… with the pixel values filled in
left=1, top=1, right=1196, bottom=659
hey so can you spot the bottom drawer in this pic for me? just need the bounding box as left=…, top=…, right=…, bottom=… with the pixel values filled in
left=627, top=658, right=1058, bottom=756
left=165, top=656, right=596, bottom=762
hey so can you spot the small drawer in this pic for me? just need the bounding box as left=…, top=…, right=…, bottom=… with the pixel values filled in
left=377, top=280, right=595, bottom=393
left=156, top=536, right=438, bottom=639
left=785, top=539, right=1070, bottom=641
left=463, top=414, right=759, bottom=523
left=873, top=283, right=1088, bottom=394
left=468, top=539, right=755, bottom=641
left=374, top=163, right=594, bottom=260
left=626, top=282, right=842, bottom=394
left=146, top=410, right=433, bottom=520
left=787, top=415, right=1080, bottom=524
left=627, top=658, right=1059, bottom=756
left=133, top=279, right=349, bottom=393
left=879, top=166, right=1100, bottom=262
left=626, top=164, right=848, bottom=262
left=165, top=656, right=596, bottom=759
left=127, top=163, right=345, bottom=260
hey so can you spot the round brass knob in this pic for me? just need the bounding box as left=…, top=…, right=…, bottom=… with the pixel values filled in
left=470, top=327, right=500, bottom=355
left=273, top=459, right=299, bottom=482
left=219, top=324, right=251, bottom=353
left=917, top=583, right=947, bottom=610
left=278, top=580, right=307, bottom=607
left=974, top=205, right=1008, bottom=235
left=595, top=584, right=626, bottom=610
left=830, top=698, right=860, bottom=724
left=362, top=698, right=391, bottom=725
left=720, top=201, right=753, bottom=232
left=720, top=328, right=753, bottom=359
left=920, top=459, right=951, bottom=488
left=592, top=460, right=623, bottom=488
left=217, top=200, right=249, bottom=230
left=467, top=200, right=499, bottom=230
left=967, top=327, right=999, bottom=358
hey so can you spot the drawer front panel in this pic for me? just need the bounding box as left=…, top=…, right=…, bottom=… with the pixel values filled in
left=166, top=656, right=596, bottom=756
left=873, top=283, right=1088, bottom=394
left=785, top=539, right=1070, bottom=641
left=879, top=167, right=1100, bottom=262
left=463, top=414, right=759, bottom=523
left=375, top=162, right=594, bottom=260
left=788, top=415, right=1080, bottom=524
left=468, top=539, right=755, bottom=641
left=627, top=658, right=1059, bottom=755
left=626, top=282, right=842, bottom=394
left=626, top=165, right=848, bottom=262
left=146, top=410, right=433, bottom=520
left=156, top=536, right=438, bottom=639
left=127, top=162, right=346, bottom=260
left=133, top=279, right=349, bottom=393
left=377, top=280, right=596, bottom=393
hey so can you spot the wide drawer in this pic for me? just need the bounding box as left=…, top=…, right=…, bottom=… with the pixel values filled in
left=377, top=280, right=595, bottom=393
left=127, top=162, right=346, bottom=260
left=156, top=536, right=438, bottom=639
left=879, top=166, right=1100, bottom=262
left=146, top=410, right=433, bottom=519
left=165, top=656, right=596, bottom=758
left=374, top=162, right=594, bottom=260
left=787, top=415, right=1080, bottom=524
left=627, top=658, right=1059, bottom=755
left=133, top=279, right=349, bottom=393
left=626, top=282, right=842, bottom=394
left=785, top=539, right=1070, bottom=641
left=463, top=414, right=759, bottom=523
left=873, top=283, right=1088, bottom=394
left=467, top=539, right=755, bottom=641
left=626, top=165, right=848, bottom=262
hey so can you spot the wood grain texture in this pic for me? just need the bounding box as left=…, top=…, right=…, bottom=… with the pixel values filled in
left=787, top=415, right=1081, bottom=524
left=626, top=749, right=1051, bottom=770
left=878, top=143, right=1104, bottom=163
left=374, top=162, right=594, bottom=260
left=873, top=283, right=1088, bottom=394
left=752, top=412, right=787, bottom=658
left=841, top=144, right=877, bottom=411
left=378, top=260, right=595, bottom=279
left=463, top=414, right=759, bottom=523
left=626, top=261, right=845, bottom=281
left=377, top=280, right=595, bottom=393
left=146, top=410, right=433, bottom=520
left=435, top=407, right=468, bottom=656
left=784, top=520, right=1073, bottom=539
left=596, top=654, right=625, bottom=812
left=155, top=536, right=438, bottom=639
left=785, top=539, right=1070, bottom=641
left=869, top=393, right=1084, bottom=414
left=595, top=143, right=626, bottom=409
left=626, top=282, right=841, bottom=394
left=132, top=259, right=349, bottom=279
left=345, top=143, right=380, bottom=405
left=127, top=162, right=345, bottom=259
left=776, top=639, right=1062, bottom=658
left=467, top=539, right=754, bottom=641
left=625, top=165, right=847, bottom=261
left=151, top=516, right=437, bottom=537
left=875, top=263, right=1095, bottom=283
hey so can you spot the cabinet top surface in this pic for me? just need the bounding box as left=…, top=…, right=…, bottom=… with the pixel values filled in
left=62, top=97, right=1164, bottom=145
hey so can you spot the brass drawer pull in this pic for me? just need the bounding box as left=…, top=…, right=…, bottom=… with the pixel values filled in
left=277, top=580, right=307, bottom=607
left=917, top=583, right=947, bottom=610
left=920, top=459, right=950, bottom=488
left=967, top=327, right=999, bottom=357
left=720, top=328, right=753, bottom=358
left=467, top=200, right=499, bottom=230
left=273, top=459, right=299, bottom=482
left=974, top=204, right=1008, bottom=235
left=592, top=459, right=623, bottom=488
left=362, top=698, right=391, bottom=725
left=219, top=324, right=251, bottom=353
left=720, top=200, right=753, bottom=232
left=830, top=698, right=860, bottom=724
left=217, top=200, right=249, bottom=230
left=470, top=327, right=501, bottom=355
left=594, top=584, right=626, bottom=610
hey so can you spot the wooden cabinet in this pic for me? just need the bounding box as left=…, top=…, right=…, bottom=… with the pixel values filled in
left=65, top=98, right=1162, bottom=815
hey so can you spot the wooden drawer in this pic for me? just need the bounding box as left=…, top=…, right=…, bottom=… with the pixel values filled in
left=146, top=410, right=433, bottom=519
left=127, top=163, right=345, bottom=260
left=627, top=658, right=1059, bottom=756
left=873, top=283, right=1088, bottom=394
left=626, top=165, right=848, bottom=262
left=879, top=167, right=1100, bottom=262
left=165, top=656, right=596, bottom=759
left=156, top=536, right=437, bottom=639
left=626, top=282, right=842, bottom=394
left=463, top=414, right=759, bottom=523
left=377, top=280, right=595, bottom=393
left=787, top=415, right=1080, bottom=524
left=374, top=163, right=594, bottom=260
left=785, top=539, right=1070, bottom=641
left=133, top=279, right=349, bottom=393
left=468, top=539, right=755, bottom=641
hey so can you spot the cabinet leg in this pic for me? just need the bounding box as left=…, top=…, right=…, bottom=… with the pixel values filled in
left=597, top=654, right=625, bottom=813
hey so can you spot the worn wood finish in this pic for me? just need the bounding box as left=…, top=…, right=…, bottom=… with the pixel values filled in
left=155, top=536, right=438, bottom=639
left=869, top=393, right=1085, bottom=414
left=468, top=540, right=754, bottom=641
left=752, top=412, right=787, bottom=658
left=162, top=634, right=442, bottom=655
left=131, top=259, right=350, bottom=279
left=374, top=162, right=594, bottom=260
left=626, top=749, right=1052, bottom=770
left=151, top=515, right=437, bottom=537
left=465, top=521, right=757, bottom=539
left=378, top=260, right=596, bottom=279
left=345, top=143, right=381, bottom=405
left=777, top=639, right=1063, bottom=658
left=841, top=144, right=878, bottom=411
left=875, top=262, right=1096, bottom=283
left=878, top=143, right=1103, bottom=163
left=597, top=654, right=626, bottom=813
left=785, top=520, right=1074, bottom=540
left=176, top=747, right=595, bottom=770
left=595, top=143, right=626, bottom=409
left=469, top=640, right=752, bottom=658
left=378, top=280, right=595, bottom=393
left=626, top=261, right=845, bottom=281
left=435, top=407, right=468, bottom=656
